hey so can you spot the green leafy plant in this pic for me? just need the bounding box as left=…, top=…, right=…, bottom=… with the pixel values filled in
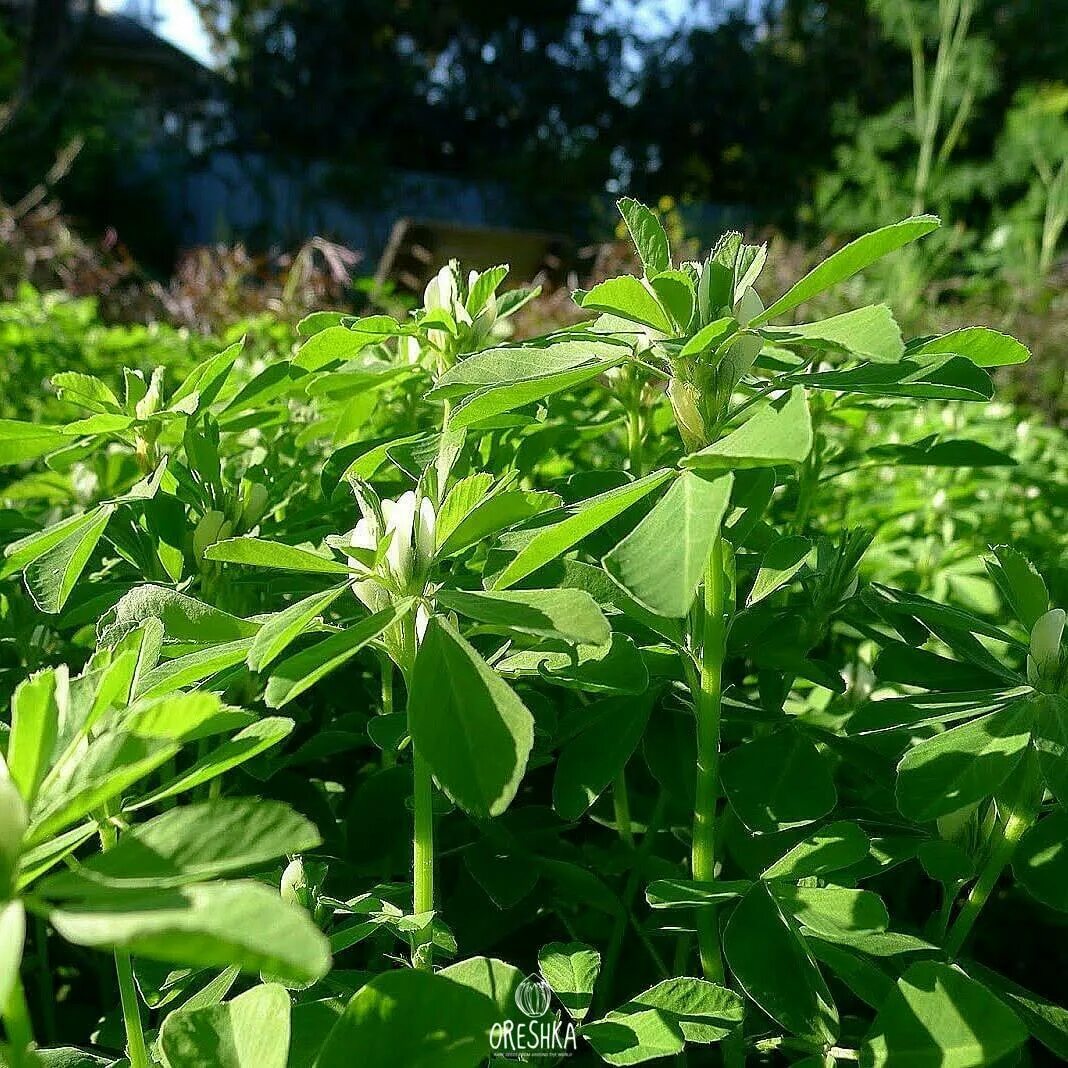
left=1, top=200, right=1066, bottom=1068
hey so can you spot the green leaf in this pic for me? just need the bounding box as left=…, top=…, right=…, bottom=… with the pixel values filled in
left=579, top=276, right=674, bottom=333
left=8, top=668, right=60, bottom=807
left=681, top=388, right=812, bottom=471
left=0, top=419, right=71, bottom=466
left=649, top=270, right=695, bottom=332
left=723, top=882, right=838, bottom=1044
left=746, top=535, right=812, bottom=606
left=618, top=198, right=670, bottom=274
left=678, top=316, right=737, bottom=359
left=22, top=505, right=114, bottom=613
left=159, top=983, right=291, bottom=1068
left=762, top=305, right=903, bottom=364
left=135, top=639, right=254, bottom=700
left=435, top=587, right=611, bottom=647
left=293, top=326, right=384, bottom=372
left=752, top=216, right=939, bottom=326
left=408, top=616, right=534, bottom=818
left=761, top=821, right=871, bottom=880
left=1014, top=812, right=1068, bottom=912
left=775, top=885, right=889, bottom=938
left=645, top=879, right=750, bottom=909
left=617, top=977, right=744, bottom=1044
left=313, top=969, right=496, bottom=1068
left=204, top=537, right=352, bottom=575
left=986, top=546, right=1049, bottom=631
left=790, top=356, right=994, bottom=401
left=132, top=718, right=294, bottom=810
left=721, top=728, right=836, bottom=832
left=866, top=437, right=1015, bottom=468
left=583, top=1008, right=685, bottom=1065
left=50, top=881, right=331, bottom=985
left=553, top=694, right=653, bottom=821
left=911, top=327, right=1030, bottom=367
left=491, top=470, right=673, bottom=590
left=247, top=585, right=348, bottom=673
left=538, top=942, right=601, bottom=1021
left=860, top=961, right=1026, bottom=1067
left=603, top=471, right=733, bottom=618
left=964, top=961, right=1068, bottom=1062
left=1032, top=694, right=1068, bottom=806
left=895, top=702, right=1034, bottom=822
left=98, top=585, right=260, bottom=647
left=39, top=800, right=320, bottom=897
left=172, top=341, right=244, bottom=410
left=265, top=603, right=408, bottom=708
left=439, top=489, right=559, bottom=557
left=51, top=372, right=122, bottom=413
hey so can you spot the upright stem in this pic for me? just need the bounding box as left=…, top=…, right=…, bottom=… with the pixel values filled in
left=3, top=972, right=35, bottom=1068
left=944, top=808, right=1031, bottom=958
left=613, top=769, right=634, bottom=848
left=692, top=537, right=726, bottom=983
left=98, top=822, right=149, bottom=1068
left=411, top=744, right=435, bottom=969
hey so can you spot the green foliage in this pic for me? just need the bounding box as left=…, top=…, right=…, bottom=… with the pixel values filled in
left=0, top=200, right=1066, bottom=1068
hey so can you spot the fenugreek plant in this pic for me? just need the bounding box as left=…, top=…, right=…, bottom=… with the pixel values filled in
left=2, top=201, right=1066, bottom=1068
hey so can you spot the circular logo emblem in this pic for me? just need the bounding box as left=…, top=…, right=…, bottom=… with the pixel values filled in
left=514, top=974, right=552, bottom=1018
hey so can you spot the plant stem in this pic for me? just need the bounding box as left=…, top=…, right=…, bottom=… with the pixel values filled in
left=411, top=743, right=435, bottom=969
left=691, top=537, right=726, bottom=984
left=115, top=950, right=150, bottom=1068
left=3, top=972, right=35, bottom=1068
left=98, top=821, right=150, bottom=1068
left=944, top=808, right=1031, bottom=958
left=613, top=768, right=634, bottom=848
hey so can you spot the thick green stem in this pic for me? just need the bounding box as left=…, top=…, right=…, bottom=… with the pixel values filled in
left=944, top=809, right=1032, bottom=958
left=411, top=743, right=435, bottom=969
left=3, top=972, right=35, bottom=1068
left=692, top=538, right=726, bottom=983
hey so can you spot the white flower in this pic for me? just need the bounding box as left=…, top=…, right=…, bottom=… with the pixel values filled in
left=346, top=490, right=436, bottom=611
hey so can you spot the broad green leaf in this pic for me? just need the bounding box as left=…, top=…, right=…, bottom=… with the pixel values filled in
left=294, top=326, right=384, bottom=372
left=895, top=702, right=1034, bottom=822
left=205, top=537, right=352, bottom=575
left=434, top=473, right=495, bottom=547
left=39, top=800, right=320, bottom=897
left=986, top=546, right=1049, bottom=631
left=408, top=617, right=533, bottom=818
left=23, top=505, right=114, bottom=613
left=247, top=586, right=348, bottom=673
left=50, top=881, right=331, bottom=985
left=865, top=437, right=1015, bottom=468
left=762, top=304, right=903, bottom=364
left=172, top=341, right=244, bottom=409
left=911, top=327, right=1030, bottom=367
left=450, top=359, right=623, bottom=430
left=8, top=668, right=60, bottom=807
left=159, top=983, right=291, bottom=1068
left=808, top=940, right=896, bottom=1011
left=538, top=943, right=601, bottom=1021
left=721, top=728, right=836, bottom=832
left=312, top=969, right=496, bottom=1068
left=497, top=632, right=649, bottom=695
left=752, top=216, right=939, bottom=325
left=617, top=977, right=744, bottom=1044
left=579, top=276, right=674, bottom=333
left=775, top=885, right=889, bottom=938
left=789, top=356, right=994, bottom=401
left=747, top=535, right=812, bottom=606
left=491, top=470, right=673, bottom=590
left=51, top=372, right=122, bottom=413
left=0, top=764, right=28, bottom=892
left=1032, top=694, right=1068, bottom=806
left=965, top=961, right=1068, bottom=1062
left=603, top=471, right=733, bottom=618
left=682, top=388, right=812, bottom=471
left=439, top=489, right=559, bottom=557
left=645, top=879, right=750, bottom=909
left=553, top=693, right=653, bottom=820
left=435, top=587, right=611, bottom=647
left=265, top=603, right=408, bottom=708
left=762, top=822, right=871, bottom=880
left=860, top=962, right=1026, bottom=1067
left=650, top=270, right=696, bottom=332
left=583, top=1008, right=685, bottom=1065
left=618, top=197, right=670, bottom=274
left=678, top=316, right=736, bottom=359
left=723, top=882, right=838, bottom=1044
left=0, top=419, right=71, bottom=466
left=136, top=639, right=254, bottom=699
left=1014, top=812, right=1068, bottom=912
left=98, top=585, right=260, bottom=647
left=131, top=718, right=294, bottom=810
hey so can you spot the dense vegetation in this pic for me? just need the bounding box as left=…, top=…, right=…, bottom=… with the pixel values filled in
left=1, top=200, right=1067, bottom=1066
